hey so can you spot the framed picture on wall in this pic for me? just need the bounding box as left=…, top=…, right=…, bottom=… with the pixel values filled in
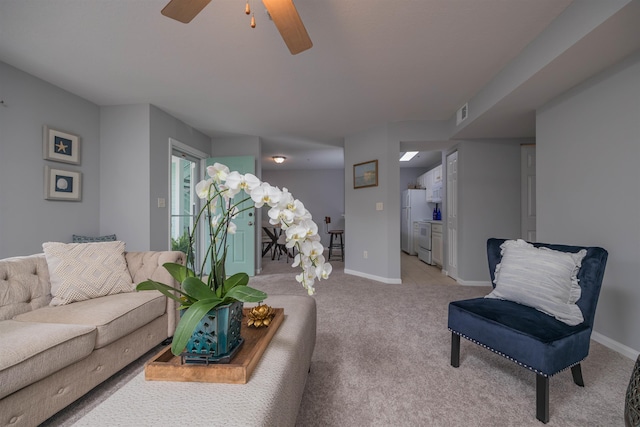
left=44, top=166, right=82, bottom=201
left=353, top=159, right=378, bottom=189
left=43, top=125, right=81, bottom=165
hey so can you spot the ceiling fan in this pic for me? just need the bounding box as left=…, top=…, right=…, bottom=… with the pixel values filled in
left=161, top=0, right=313, bottom=55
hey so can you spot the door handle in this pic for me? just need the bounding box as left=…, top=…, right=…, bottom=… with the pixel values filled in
left=248, top=221, right=253, bottom=226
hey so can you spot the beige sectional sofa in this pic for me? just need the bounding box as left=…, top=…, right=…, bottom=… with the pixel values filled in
left=0, top=249, right=185, bottom=427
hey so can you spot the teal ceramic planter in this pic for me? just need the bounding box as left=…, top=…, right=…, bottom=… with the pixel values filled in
left=182, top=300, right=244, bottom=364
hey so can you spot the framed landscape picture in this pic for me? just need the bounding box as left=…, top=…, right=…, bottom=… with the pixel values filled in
left=45, top=166, right=82, bottom=201
left=43, top=125, right=81, bottom=165
left=353, top=159, right=378, bottom=189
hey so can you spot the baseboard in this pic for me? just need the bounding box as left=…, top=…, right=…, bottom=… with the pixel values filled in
left=344, top=268, right=402, bottom=284
left=591, top=331, right=639, bottom=361
left=457, top=279, right=492, bottom=287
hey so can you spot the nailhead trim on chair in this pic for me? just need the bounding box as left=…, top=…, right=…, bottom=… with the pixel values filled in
left=449, top=329, right=585, bottom=378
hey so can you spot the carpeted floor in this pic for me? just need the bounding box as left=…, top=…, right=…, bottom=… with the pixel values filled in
left=42, top=255, right=634, bottom=426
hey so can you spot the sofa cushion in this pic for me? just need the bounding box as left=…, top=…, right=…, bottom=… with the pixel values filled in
left=43, top=241, right=134, bottom=306
left=0, top=320, right=96, bottom=399
left=0, top=254, right=52, bottom=321
left=14, top=291, right=166, bottom=349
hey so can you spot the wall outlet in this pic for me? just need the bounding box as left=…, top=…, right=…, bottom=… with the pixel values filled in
left=363, top=250, right=368, bottom=259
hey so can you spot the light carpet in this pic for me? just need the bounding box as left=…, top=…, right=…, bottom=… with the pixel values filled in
left=42, top=261, right=634, bottom=426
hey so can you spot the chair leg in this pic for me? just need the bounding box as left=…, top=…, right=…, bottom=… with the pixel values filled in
left=571, top=364, right=584, bottom=387
left=536, top=374, right=550, bottom=424
left=451, top=333, right=460, bottom=368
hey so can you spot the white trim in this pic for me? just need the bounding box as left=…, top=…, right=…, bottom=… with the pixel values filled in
left=457, top=279, right=492, bottom=287
left=168, top=138, right=208, bottom=261
left=170, top=138, right=208, bottom=159
left=591, top=331, right=639, bottom=361
left=344, top=268, right=402, bottom=284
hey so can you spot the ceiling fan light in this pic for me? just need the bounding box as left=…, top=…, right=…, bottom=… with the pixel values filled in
left=273, top=156, right=286, bottom=164
left=400, top=151, right=419, bottom=161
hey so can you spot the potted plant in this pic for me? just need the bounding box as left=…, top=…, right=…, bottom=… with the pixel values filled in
left=137, top=163, right=332, bottom=360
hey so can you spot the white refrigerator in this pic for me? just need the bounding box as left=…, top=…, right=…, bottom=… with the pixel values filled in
left=401, top=189, right=430, bottom=255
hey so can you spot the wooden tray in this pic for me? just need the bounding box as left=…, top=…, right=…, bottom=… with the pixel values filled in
left=144, top=308, right=284, bottom=384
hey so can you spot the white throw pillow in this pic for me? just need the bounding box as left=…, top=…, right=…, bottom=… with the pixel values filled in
left=485, top=239, right=587, bottom=326
left=43, top=241, right=134, bottom=306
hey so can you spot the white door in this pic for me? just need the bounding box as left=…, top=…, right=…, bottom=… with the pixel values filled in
left=446, top=151, right=458, bottom=280
left=521, top=144, right=536, bottom=241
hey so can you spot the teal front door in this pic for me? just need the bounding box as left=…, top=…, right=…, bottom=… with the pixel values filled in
left=206, top=156, right=256, bottom=277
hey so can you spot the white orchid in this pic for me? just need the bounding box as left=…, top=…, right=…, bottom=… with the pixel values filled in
left=210, top=214, right=222, bottom=229
left=300, top=240, right=324, bottom=258
left=267, top=204, right=296, bottom=225
left=195, top=178, right=214, bottom=199
left=140, top=162, right=331, bottom=358
left=225, top=171, right=260, bottom=197
left=317, top=262, right=332, bottom=280
left=227, top=221, right=237, bottom=235
left=251, top=183, right=282, bottom=208
left=285, top=224, right=309, bottom=248
left=206, top=163, right=230, bottom=183
left=187, top=163, right=331, bottom=296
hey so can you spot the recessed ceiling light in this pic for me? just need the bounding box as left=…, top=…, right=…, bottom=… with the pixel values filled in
left=400, top=151, right=419, bottom=161
left=272, top=156, right=286, bottom=164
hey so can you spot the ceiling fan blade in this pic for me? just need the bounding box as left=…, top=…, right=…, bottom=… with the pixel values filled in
left=261, top=0, right=313, bottom=55
left=161, top=0, right=212, bottom=23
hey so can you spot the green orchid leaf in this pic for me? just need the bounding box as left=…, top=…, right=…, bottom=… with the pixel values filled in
left=136, top=280, right=190, bottom=303
left=182, top=277, right=218, bottom=300
left=163, top=262, right=194, bottom=283
left=171, top=297, right=223, bottom=356
left=224, top=285, right=267, bottom=303
left=223, top=272, right=250, bottom=294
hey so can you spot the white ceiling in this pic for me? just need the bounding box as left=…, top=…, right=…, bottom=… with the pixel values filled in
left=0, top=0, right=623, bottom=170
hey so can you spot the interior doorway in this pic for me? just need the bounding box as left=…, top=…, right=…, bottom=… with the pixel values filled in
left=170, top=150, right=199, bottom=266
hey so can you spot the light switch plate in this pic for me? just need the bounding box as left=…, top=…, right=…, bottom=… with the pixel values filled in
left=376, top=202, right=383, bottom=211
left=157, top=198, right=166, bottom=208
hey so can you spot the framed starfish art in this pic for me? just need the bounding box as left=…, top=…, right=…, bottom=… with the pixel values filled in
left=43, top=125, right=81, bottom=165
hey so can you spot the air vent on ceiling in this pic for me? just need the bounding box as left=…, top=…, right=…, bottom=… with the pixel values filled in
left=456, top=103, right=468, bottom=126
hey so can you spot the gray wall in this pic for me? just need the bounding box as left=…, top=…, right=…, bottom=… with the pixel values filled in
left=455, top=140, right=522, bottom=283
left=0, top=61, right=101, bottom=258
left=537, top=52, right=640, bottom=352
left=344, top=124, right=401, bottom=283
left=100, top=104, right=210, bottom=252
left=99, top=105, right=151, bottom=252
left=150, top=105, right=211, bottom=250
left=262, top=169, right=345, bottom=250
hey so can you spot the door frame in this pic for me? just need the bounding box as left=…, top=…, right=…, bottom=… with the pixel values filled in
left=168, top=138, right=208, bottom=267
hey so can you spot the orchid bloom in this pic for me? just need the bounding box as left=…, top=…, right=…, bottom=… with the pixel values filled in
left=285, top=224, right=309, bottom=248
left=316, top=262, right=332, bottom=280
left=227, top=221, right=237, bottom=234
left=225, top=171, right=261, bottom=197
left=188, top=162, right=331, bottom=297
left=195, top=178, right=214, bottom=200
left=251, top=183, right=282, bottom=208
left=206, top=163, right=229, bottom=183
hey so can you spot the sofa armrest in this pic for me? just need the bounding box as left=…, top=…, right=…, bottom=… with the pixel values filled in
left=125, top=251, right=186, bottom=337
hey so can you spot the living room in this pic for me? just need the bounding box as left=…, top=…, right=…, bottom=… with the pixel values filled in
left=1, top=0, right=640, bottom=425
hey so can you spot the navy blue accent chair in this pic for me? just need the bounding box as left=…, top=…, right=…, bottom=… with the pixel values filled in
left=448, top=238, right=608, bottom=423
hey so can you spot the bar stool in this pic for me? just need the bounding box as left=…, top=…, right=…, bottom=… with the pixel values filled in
left=328, top=230, right=344, bottom=261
